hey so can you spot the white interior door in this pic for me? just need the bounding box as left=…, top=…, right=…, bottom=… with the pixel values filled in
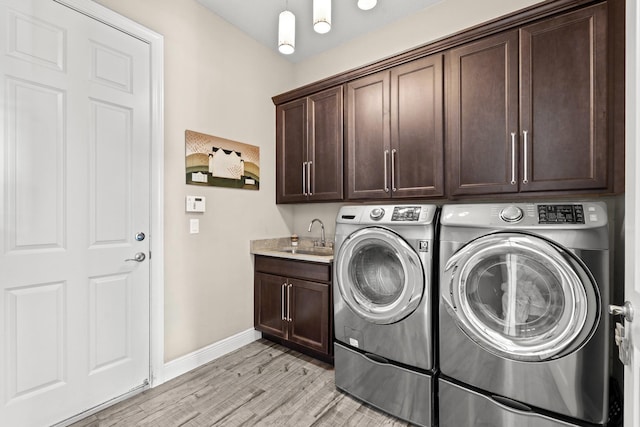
left=0, top=0, right=151, bottom=425
left=626, top=0, right=640, bottom=426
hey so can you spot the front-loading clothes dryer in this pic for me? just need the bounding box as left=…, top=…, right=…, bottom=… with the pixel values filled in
left=333, top=204, right=437, bottom=427
left=438, top=202, right=610, bottom=426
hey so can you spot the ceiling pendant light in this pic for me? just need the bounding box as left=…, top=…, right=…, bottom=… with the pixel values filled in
left=278, top=9, right=295, bottom=55
left=357, top=0, right=377, bottom=11
left=313, top=0, right=331, bottom=34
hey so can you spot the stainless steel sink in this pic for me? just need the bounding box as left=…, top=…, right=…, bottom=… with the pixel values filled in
left=278, top=247, right=333, bottom=256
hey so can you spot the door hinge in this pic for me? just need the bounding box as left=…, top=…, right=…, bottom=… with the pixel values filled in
left=613, top=322, right=631, bottom=365
left=610, top=302, right=633, bottom=365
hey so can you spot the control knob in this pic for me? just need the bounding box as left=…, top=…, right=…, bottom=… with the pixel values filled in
left=500, top=206, right=523, bottom=223
left=370, top=208, right=385, bottom=220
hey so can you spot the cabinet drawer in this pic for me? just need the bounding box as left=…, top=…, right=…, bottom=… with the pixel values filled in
left=255, top=255, right=331, bottom=283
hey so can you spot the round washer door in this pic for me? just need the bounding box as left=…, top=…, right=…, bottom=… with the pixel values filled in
left=336, top=227, right=425, bottom=325
left=441, top=232, right=600, bottom=362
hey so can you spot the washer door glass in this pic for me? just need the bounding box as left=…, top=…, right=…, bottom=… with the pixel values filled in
left=441, top=233, right=599, bottom=361
left=336, top=227, right=425, bottom=324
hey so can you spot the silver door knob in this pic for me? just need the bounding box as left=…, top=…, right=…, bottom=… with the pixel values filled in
left=609, top=301, right=633, bottom=322
left=125, top=252, right=146, bottom=262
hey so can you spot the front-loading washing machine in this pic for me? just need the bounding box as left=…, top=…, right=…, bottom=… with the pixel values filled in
left=333, top=204, right=437, bottom=427
left=438, top=202, right=610, bottom=426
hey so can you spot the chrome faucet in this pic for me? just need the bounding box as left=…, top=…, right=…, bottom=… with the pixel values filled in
left=308, top=218, right=326, bottom=247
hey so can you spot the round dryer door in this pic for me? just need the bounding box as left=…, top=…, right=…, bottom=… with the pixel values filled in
left=441, top=232, right=600, bottom=362
left=336, top=227, right=425, bottom=325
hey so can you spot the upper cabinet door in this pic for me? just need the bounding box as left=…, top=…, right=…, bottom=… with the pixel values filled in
left=308, top=86, right=344, bottom=201
left=276, top=99, right=307, bottom=203
left=346, top=55, right=445, bottom=200
left=391, top=55, right=445, bottom=198
left=346, top=70, right=391, bottom=199
left=447, top=31, right=519, bottom=196
left=276, top=87, right=344, bottom=204
left=519, top=3, right=608, bottom=193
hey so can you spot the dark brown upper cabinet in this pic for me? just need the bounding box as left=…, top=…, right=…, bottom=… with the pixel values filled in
left=346, top=55, right=444, bottom=200
left=448, top=3, right=608, bottom=197
left=276, top=86, right=343, bottom=203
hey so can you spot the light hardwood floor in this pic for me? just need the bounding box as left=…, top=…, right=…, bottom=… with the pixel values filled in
left=70, top=339, right=411, bottom=426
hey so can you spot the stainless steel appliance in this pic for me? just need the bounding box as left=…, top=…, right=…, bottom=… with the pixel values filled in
left=333, top=204, right=437, bottom=427
left=438, top=202, right=610, bottom=426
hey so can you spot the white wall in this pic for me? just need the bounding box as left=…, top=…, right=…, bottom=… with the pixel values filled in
left=93, top=0, right=547, bottom=364
left=94, top=0, right=295, bottom=361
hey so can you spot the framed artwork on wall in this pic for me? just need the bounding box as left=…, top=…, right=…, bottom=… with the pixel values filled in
left=185, top=130, right=260, bottom=190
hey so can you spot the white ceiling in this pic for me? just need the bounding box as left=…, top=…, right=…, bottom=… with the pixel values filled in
left=196, top=0, right=442, bottom=63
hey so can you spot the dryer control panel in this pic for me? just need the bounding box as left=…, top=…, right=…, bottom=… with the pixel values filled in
left=441, top=202, right=607, bottom=229
left=537, top=204, right=585, bottom=224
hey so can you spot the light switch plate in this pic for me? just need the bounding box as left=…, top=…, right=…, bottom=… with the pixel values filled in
left=190, top=218, right=199, bottom=234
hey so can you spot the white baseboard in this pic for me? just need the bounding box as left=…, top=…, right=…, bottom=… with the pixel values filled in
left=161, top=328, right=262, bottom=384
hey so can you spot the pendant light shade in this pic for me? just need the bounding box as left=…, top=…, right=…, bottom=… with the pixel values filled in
left=313, top=0, right=331, bottom=34
left=357, top=0, right=377, bottom=10
left=278, top=10, right=295, bottom=55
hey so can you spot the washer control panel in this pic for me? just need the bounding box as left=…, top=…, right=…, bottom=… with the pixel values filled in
left=499, top=206, right=524, bottom=223
left=337, top=204, right=437, bottom=225
left=370, top=208, right=385, bottom=220
left=538, top=204, right=585, bottom=224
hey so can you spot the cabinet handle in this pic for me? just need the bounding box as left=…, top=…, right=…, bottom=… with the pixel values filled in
left=281, top=283, right=287, bottom=321
left=302, top=162, right=308, bottom=196
left=383, top=150, right=390, bottom=193
left=391, top=149, right=397, bottom=192
left=287, top=283, right=292, bottom=322
left=307, top=161, right=313, bottom=196
left=510, top=132, right=517, bottom=185
left=522, top=130, right=529, bottom=184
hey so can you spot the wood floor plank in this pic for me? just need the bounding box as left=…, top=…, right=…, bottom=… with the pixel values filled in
left=70, top=339, right=411, bottom=427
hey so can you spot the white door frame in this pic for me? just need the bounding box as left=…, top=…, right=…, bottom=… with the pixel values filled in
left=53, top=0, right=165, bottom=386
left=625, top=0, right=640, bottom=425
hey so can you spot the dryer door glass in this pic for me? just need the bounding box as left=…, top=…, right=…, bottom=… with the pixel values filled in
left=336, top=227, right=425, bottom=324
left=465, top=252, right=565, bottom=339
left=350, top=244, right=405, bottom=305
left=441, top=233, right=599, bottom=361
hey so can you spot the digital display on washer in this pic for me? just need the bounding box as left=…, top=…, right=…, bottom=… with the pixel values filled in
left=392, top=206, right=421, bottom=221
left=537, top=204, right=585, bottom=224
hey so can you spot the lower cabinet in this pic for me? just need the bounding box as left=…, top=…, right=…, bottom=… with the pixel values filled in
left=254, top=255, right=332, bottom=362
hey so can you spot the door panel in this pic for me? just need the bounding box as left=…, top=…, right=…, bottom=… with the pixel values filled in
left=520, top=4, right=608, bottom=192
left=6, top=79, right=64, bottom=250
left=0, top=0, right=151, bottom=425
left=6, top=283, right=65, bottom=400
left=8, top=9, right=65, bottom=70
left=288, top=278, right=329, bottom=353
left=254, top=273, right=287, bottom=339
left=88, top=275, right=131, bottom=373
left=346, top=71, right=390, bottom=199
left=308, top=86, right=343, bottom=201
left=391, top=55, right=444, bottom=198
left=276, top=99, right=307, bottom=203
left=447, top=31, right=519, bottom=196
left=90, top=101, right=132, bottom=243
